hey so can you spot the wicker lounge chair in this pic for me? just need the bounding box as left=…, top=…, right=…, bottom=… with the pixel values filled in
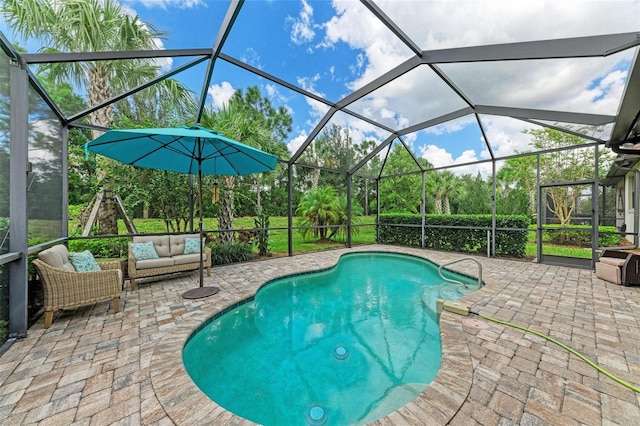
left=595, top=249, right=640, bottom=286
left=32, top=245, right=122, bottom=328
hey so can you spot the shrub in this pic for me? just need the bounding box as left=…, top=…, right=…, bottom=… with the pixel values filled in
left=67, top=237, right=130, bottom=258
left=209, top=242, right=254, bottom=265
left=378, top=213, right=529, bottom=258
left=542, top=225, right=623, bottom=248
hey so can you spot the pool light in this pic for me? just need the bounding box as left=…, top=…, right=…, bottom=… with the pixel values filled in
left=305, top=404, right=328, bottom=425
left=333, top=345, right=349, bottom=360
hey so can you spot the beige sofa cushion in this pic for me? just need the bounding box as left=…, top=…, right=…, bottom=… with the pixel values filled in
left=135, top=257, right=175, bottom=270
left=133, top=235, right=171, bottom=257
left=173, top=253, right=207, bottom=265
left=38, top=245, right=76, bottom=271
left=598, top=257, right=626, bottom=267
left=169, top=234, right=200, bottom=257
left=595, top=262, right=621, bottom=284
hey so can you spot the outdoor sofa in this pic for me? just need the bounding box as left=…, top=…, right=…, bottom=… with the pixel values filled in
left=127, top=234, right=211, bottom=289
left=32, top=245, right=122, bottom=328
left=595, top=249, right=640, bottom=286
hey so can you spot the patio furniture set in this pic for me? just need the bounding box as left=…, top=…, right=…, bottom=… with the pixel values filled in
left=31, top=234, right=211, bottom=328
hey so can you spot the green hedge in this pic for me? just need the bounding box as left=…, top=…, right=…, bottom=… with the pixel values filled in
left=378, top=213, right=529, bottom=258
left=540, top=225, right=622, bottom=248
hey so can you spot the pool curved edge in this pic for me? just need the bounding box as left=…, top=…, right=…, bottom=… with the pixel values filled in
left=149, top=250, right=476, bottom=425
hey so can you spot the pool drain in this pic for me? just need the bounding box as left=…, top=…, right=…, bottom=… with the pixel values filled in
left=333, top=345, right=349, bottom=360
left=305, top=404, right=328, bottom=425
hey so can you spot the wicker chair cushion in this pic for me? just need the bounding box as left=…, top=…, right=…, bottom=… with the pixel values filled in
left=68, top=250, right=101, bottom=272
left=38, top=245, right=76, bottom=271
left=131, top=241, right=160, bottom=261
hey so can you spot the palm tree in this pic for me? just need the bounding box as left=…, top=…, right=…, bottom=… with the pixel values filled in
left=441, top=171, right=465, bottom=214
left=2, top=0, right=192, bottom=234
left=2, top=0, right=170, bottom=135
left=296, top=186, right=343, bottom=240
left=201, top=103, right=274, bottom=244
left=426, top=172, right=447, bottom=214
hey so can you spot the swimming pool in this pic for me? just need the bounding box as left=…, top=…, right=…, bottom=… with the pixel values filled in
left=183, top=252, right=477, bottom=425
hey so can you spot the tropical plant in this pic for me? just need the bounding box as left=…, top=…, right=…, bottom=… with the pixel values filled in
left=2, top=0, right=193, bottom=235
left=527, top=127, right=614, bottom=228
left=496, top=155, right=537, bottom=215
left=254, top=208, right=271, bottom=257
left=440, top=171, right=465, bottom=214
left=200, top=87, right=290, bottom=244
left=426, top=171, right=447, bottom=214
left=296, top=186, right=362, bottom=241
left=379, top=143, right=427, bottom=213
left=353, top=139, right=382, bottom=215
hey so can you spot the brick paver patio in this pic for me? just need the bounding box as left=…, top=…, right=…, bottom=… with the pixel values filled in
left=0, top=245, right=638, bottom=425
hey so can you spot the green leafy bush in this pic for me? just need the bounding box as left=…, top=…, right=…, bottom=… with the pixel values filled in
left=209, top=242, right=254, bottom=265
left=541, top=225, right=622, bottom=248
left=67, top=237, right=130, bottom=258
left=0, top=320, right=7, bottom=345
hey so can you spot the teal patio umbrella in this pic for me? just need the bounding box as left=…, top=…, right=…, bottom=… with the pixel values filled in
left=85, top=125, right=278, bottom=298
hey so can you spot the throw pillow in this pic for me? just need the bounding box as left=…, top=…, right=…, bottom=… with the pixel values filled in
left=68, top=250, right=101, bottom=272
left=184, top=237, right=205, bottom=255
left=131, top=241, right=159, bottom=260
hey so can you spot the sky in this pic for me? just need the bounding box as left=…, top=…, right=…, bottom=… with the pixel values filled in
left=2, top=0, right=640, bottom=177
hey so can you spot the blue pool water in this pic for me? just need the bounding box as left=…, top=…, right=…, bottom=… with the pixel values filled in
left=183, top=252, right=477, bottom=425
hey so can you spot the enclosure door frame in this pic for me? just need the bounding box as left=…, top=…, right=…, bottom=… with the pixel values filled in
left=537, top=181, right=598, bottom=269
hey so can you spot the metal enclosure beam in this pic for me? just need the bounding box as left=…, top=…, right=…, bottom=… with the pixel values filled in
left=346, top=174, right=352, bottom=248
left=475, top=105, right=615, bottom=126
left=421, top=32, right=640, bottom=63
left=287, top=164, right=293, bottom=257
left=61, top=125, right=69, bottom=238
left=196, top=0, right=244, bottom=122
left=21, top=48, right=213, bottom=64
left=8, top=58, right=29, bottom=337
left=609, top=48, right=640, bottom=147
left=360, top=0, right=422, bottom=57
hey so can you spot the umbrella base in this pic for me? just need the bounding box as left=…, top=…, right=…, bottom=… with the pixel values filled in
left=182, top=286, right=220, bottom=299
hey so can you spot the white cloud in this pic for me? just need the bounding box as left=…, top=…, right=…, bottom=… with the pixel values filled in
left=424, top=116, right=476, bottom=136
left=288, top=0, right=316, bottom=45
left=149, top=37, right=172, bottom=73
left=304, top=0, right=640, bottom=164
left=241, top=48, right=262, bottom=69
left=265, top=84, right=277, bottom=98
left=265, top=84, right=294, bottom=116
left=288, top=131, right=309, bottom=156
left=419, top=144, right=493, bottom=177
left=207, top=82, right=235, bottom=110
left=297, top=74, right=323, bottom=96
left=480, top=116, right=537, bottom=158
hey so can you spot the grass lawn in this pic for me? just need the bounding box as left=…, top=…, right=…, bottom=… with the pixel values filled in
left=71, top=217, right=606, bottom=260
left=75, top=215, right=379, bottom=255
left=525, top=230, right=600, bottom=260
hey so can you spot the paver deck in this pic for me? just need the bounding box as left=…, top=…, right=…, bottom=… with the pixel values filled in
left=0, top=245, right=638, bottom=425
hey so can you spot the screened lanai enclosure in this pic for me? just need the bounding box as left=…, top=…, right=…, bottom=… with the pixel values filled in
left=1, top=0, right=640, bottom=341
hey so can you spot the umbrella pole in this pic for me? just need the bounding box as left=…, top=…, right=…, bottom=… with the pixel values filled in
left=182, top=161, right=220, bottom=299
left=199, top=167, right=204, bottom=288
